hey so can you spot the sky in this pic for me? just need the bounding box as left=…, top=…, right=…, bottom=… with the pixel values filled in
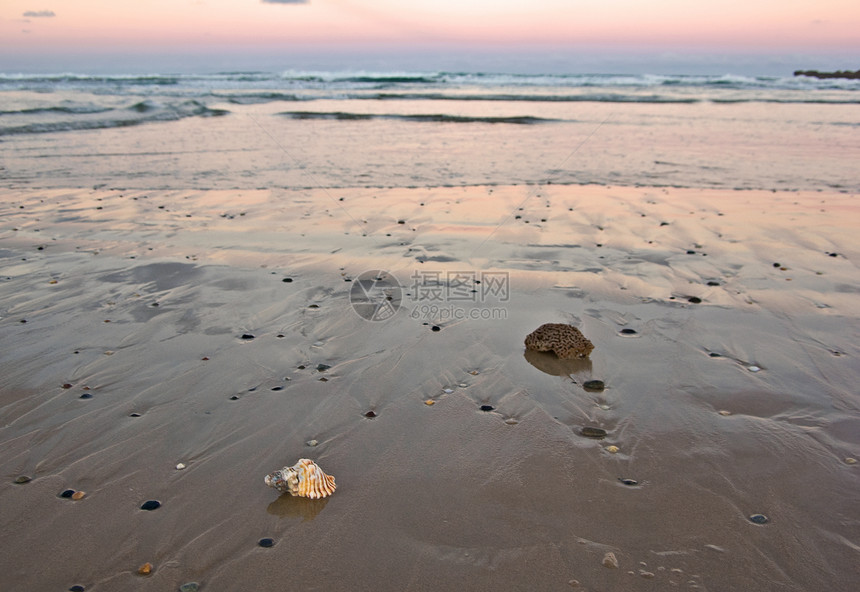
left=2, top=0, right=859, bottom=74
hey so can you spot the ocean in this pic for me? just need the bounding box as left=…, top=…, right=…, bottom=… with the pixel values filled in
left=1, top=70, right=859, bottom=192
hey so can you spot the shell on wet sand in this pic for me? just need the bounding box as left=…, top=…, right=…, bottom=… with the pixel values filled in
left=264, top=458, right=336, bottom=499
left=524, top=323, right=594, bottom=359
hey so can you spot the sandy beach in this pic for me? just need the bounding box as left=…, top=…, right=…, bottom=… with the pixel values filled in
left=1, top=179, right=859, bottom=590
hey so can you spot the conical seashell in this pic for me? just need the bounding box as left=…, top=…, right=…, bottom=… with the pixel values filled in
left=264, top=458, right=336, bottom=499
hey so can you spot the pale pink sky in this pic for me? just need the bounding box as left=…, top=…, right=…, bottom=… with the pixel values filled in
left=2, top=0, right=859, bottom=72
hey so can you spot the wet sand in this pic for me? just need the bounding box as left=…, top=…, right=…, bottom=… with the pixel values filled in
left=1, top=184, right=859, bottom=591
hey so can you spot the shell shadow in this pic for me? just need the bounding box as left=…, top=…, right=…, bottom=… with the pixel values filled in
left=266, top=494, right=330, bottom=521
left=524, top=349, right=592, bottom=377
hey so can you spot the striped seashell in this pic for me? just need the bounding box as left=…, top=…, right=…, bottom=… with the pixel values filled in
left=264, top=458, right=336, bottom=499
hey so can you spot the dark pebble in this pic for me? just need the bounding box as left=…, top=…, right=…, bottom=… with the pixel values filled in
left=583, top=380, right=605, bottom=391
left=580, top=427, right=608, bottom=438
left=79, top=393, right=93, bottom=399
left=258, top=538, right=275, bottom=548
left=308, top=304, right=319, bottom=309
left=282, top=278, right=293, bottom=282
left=140, top=500, right=161, bottom=511
left=431, top=325, right=441, bottom=332
left=69, top=586, right=85, bottom=592
left=129, top=413, right=142, bottom=417
left=240, top=334, right=255, bottom=340
left=688, top=296, right=702, bottom=304
left=706, top=281, right=720, bottom=286
left=62, top=383, right=73, bottom=389
left=619, top=478, right=639, bottom=486
left=397, top=220, right=406, bottom=224
left=687, top=250, right=696, bottom=255
left=14, top=475, right=32, bottom=484
left=828, top=252, right=838, bottom=257
left=709, top=352, right=722, bottom=358
left=772, top=262, right=781, bottom=267
left=297, top=365, right=306, bottom=370
left=230, top=395, right=240, bottom=400
left=271, top=386, right=283, bottom=391
left=316, top=363, right=331, bottom=372
left=479, top=405, right=494, bottom=412
left=749, top=513, right=769, bottom=524
left=179, top=583, right=200, bottom=592
left=60, top=489, right=76, bottom=498
left=364, top=411, right=377, bottom=418
left=620, top=328, right=637, bottom=335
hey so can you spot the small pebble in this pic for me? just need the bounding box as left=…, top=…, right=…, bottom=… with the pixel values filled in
left=79, top=393, right=93, bottom=399
left=240, top=334, right=255, bottom=340
left=69, top=586, right=85, bottom=592
left=229, top=395, right=240, bottom=400
left=479, top=404, right=494, bottom=412
left=583, top=380, right=605, bottom=391
left=603, top=552, right=619, bottom=569
left=140, top=500, right=161, bottom=511
left=316, top=363, right=331, bottom=372
left=505, top=418, right=519, bottom=425
left=138, top=563, right=153, bottom=575
left=72, top=491, right=86, bottom=500
left=62, top=383, right=73, bottom=389
left=581, top=427, right=608, bottom=439
left=747, top=365, right=761, bottom=372
left=619, top=478, right=639, bottom=486
left=306, top=439, right=318, bottom=447
left=442, top=388, right=453, bottom=394
left=282, top=278, right=293, bottom=283
left=424, top=400, right=435, bottom=406
left=271, top=386, right=283, bottom=391
left=60, top=489, right=76, bottom=498
left=179, top=583, right=200, bottom=592
left=606, top=445, right=620, bottom=453
left=258, top=538, right=275, bottom=548
left=431, top=325, right=441, bottom=332
left=14, top=475, right=32, bottom=484
left=568, top=579, right=580, bottom=587
left=688, top=296, right=702, bottom=304
left=469, top=370, right=480, bottom=375
left=709, top=352, right=722, bottom=358
left=176, top=463, right=186, bottom=470
left=845, top=457, right=857, bottom=465
left=620, top=328, right=637, bottom=335
left=364, top=411, right=377, bottom=418
left=719, top=410, right=732, bottom=416
left=749, top=513, right=769, bottom=524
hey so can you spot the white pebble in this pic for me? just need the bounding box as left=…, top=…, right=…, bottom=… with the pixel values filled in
left=176, top=463, right=186, bottom=470
left=747, top=365, right=761, bottom=372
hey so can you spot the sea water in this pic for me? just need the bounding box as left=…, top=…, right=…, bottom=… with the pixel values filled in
left=1, top=71, right=858, bottom=191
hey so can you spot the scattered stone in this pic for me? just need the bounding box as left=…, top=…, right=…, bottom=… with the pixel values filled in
left=271, top=386, right=283, bottom=391
left=308, top=304, right=320, bottom=309
left=69, top=586, right=85, bottom=592
left=469, top=370, right=480, bottom=375
left=748, top=513, right=769, bottom=524
left=846, top=457, right=857, bottom=465
left=176, top=463, right=186, bottom=470
left=603, top=552, right=619, bottom=569
left=619, top=478, right=639, bottom=486
left=639, top=571, right=656, bottom=579
left=258, top=538, right=275, bottom=548
left=240, top=334, right=255, bottom=340
left=364, top=411, right=377, bottom=418
left=60, top=489, right=75, bottom=498
left=138, top=563, right=153, bottom=575
left=772, top=262, right=781, bottom=268
left=525, top=323, right=594, bottom=359
left=580, top=427, right=608, bottom=439
left=709, top=352, right=722, bottom=358
left=583, top=380, right=605, bottom=391
left=179, top=583, right=200, bottom=592
left=431, top=325, right=441, bottom=332
left=424, top=400, right=435, bottom=406
left=688, top=296, right=702, bottom=304
left=568, top=579, right=580, bottom=587
left=479, top=404, right=494, bottom=412
left=606, top=445, right=620, bottom=453
left=71, top=491, right=86, bottom=500
left=747, top=365, right=762, bottom=372
left=229, top=395, right=240, bottom=400
left=719, top=410, right=732, bottom=416
left=79, top=393, right=93, bottom=399
left=282, top=278, right=293, bottom=283
left=306, top=439, right=318, bottom=447
left=140, top=500, right=161, bottom=511
left=316, top=363, right=331, bottom=372
left=14, top=475, right=31, bottom=484
left=505, top=418, right=519, bottom=425
left=619, top=328, right=637, bottom=335
left=706, top=281, right=721, bottom=286
left=443, top=388, right=453, bottom=394
left=62, top=383, right=73, bottom=389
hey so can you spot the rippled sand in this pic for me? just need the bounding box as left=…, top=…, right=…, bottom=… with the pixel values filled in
left=1, top=183, right=858, bottom=590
